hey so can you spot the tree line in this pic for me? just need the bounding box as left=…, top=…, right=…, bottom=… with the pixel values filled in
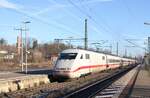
left=0, top=38, right=70, bottom=64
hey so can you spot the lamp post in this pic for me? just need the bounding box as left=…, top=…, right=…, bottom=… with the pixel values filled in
left=23, top=21, right=31, bottom=74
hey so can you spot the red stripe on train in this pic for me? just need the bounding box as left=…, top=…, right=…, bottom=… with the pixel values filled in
left=72, top=64, right=119, bottom=72
left=54, top=64, right=120, bottom=73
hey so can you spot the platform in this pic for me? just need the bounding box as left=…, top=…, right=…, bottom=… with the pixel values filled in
left=0, top=69, right=52, bottom=93
left=130, top=65, right=150, bottom=98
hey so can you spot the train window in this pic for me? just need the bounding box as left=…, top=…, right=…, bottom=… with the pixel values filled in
left=108, top=59, right=112, bottom=63
left=59, top=53, right=77, bottom=60
left=102, top=56, right=105, bottom=60
left=108, top=59, right=121, bottom=63
left=86, top=54, right=90, bottom=59
left=80, top=54, right=83, bottom=59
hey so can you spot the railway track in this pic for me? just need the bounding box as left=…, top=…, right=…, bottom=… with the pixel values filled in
left=62, top=64, right=139, bottom=98
left=0, top=70, right=110, bottom=98
left=0, top=65, right=138, bottom=98
left=93, top=64, right=140, bottom=98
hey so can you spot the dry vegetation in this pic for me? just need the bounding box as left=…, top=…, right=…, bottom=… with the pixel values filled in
left=0, top=38, right=70, bottom=71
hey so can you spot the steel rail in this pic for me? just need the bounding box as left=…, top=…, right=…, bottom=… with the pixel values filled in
left=62, top=65, right=137, bottom=98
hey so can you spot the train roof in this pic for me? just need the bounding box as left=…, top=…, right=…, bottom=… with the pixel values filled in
left=61, top=49, right=81, bottom=53
left=61, top=48, right=135, bottom=60
left=61, top=48, right=117, bottom=56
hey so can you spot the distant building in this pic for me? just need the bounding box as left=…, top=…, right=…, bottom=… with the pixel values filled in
left=0, top=50, right=8, bottom=54
left=4, top=53, right=14, bottom=60
left=0, top=50, right=14, bottom=60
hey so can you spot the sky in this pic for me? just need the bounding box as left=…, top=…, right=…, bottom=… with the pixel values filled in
left=0, top=0, right=150, bottom=56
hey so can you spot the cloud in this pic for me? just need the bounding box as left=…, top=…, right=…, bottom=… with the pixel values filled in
left=0, top=0, right=76, bottom=35
left=34, top=4, right=69, bottom=16
left=34, top=0, right=71, bottom=16
left=0, top=0, right=18, bottom=9
left=35, top=0, right=113, bottom=16
left=0, top=0, right=112, bottom=37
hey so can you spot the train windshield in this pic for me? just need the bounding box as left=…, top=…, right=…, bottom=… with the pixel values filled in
left=59, top=53, right=77, bottom=60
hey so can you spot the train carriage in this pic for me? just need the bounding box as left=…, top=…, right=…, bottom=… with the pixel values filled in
left=52, top=49, right=136, bottom=78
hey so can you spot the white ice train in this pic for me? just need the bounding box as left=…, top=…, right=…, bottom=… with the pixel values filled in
left=52, top=49, right=136, bottom=78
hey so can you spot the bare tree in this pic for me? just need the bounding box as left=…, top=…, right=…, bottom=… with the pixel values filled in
left=32, top=39, right=38, bottom=49
left=0, top=38, right=7, bottom=49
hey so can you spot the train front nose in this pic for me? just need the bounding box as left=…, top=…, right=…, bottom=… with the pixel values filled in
left=52, top=52, right=77, bottom=78
left=53, top=70, right=71, bottom=79
left=53, top=60, right=74, bottom=78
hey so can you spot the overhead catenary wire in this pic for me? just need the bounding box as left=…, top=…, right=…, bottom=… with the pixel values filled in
left=5, top=4, right=82, bottom=38
left=47, top=0, right=84, bottom=37
left=67, top=0, right=114, bottom=34
left=66, top=0, right=120, bottom=52
left=79, top=0, right=114, bottom=34
left=125, top=39, right=148, bottom=52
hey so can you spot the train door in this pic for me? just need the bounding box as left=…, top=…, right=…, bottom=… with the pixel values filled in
left=78, top=53, right=91, bottom=77
left=105, top=55, right=109, bottom=69
left=85, top=54, right=91, bottom=74
left=101, top=55, right=108, bottom=71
